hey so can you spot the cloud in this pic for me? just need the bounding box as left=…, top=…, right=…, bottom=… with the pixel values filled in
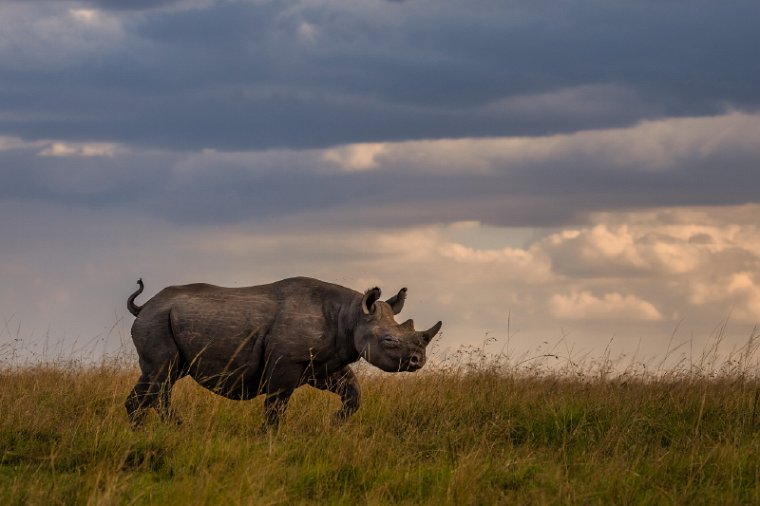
left=1, top=1, right=758, bottom=150
left=362, top=111, right=760, bottom=174
left=80, top=0, right=204, bottom=11
left=2, top=111, right=760, bottom=229
left=0, top=136, right=43, bottom=151
left=437, top=242, right=553, bottom=283
left=539, top=211, right=760, bottom=278
left=689, top=272, right=760, bottom=322
left=538, top=208, right=760, bottom=325
left=550, top=291, right=664, bottom=322
left=70, top=9, right=99, bottom=24
left=296, top=21, right=318, bottom=43
left=0, top=4, right=124, bottom=70
left=38, top=142, right=121, bottom=157
left=322, top=143, right=387, bottom=172
left=487, top=84, right=659, bottom=126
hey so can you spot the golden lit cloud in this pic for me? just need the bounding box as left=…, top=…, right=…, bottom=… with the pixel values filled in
left=322, top=143, right=388, bottom=172
left=549, top=291, right=665, bottom=321
left=38, top=142, right=120, bottom=157
left=70, top=9, right=98, bottom=24
left=313, top=111, right=760, bottom=174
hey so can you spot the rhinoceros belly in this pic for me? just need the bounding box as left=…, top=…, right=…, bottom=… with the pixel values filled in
left=170, top=293, right=275, bottom=399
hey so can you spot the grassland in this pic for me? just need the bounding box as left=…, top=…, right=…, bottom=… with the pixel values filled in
left=1, top=341, right=759, bottom=505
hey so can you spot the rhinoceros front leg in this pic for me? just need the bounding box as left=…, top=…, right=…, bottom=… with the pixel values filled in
left=263, top=389, right=293, bottom=429
left=308, top=366, right=362, bottom=424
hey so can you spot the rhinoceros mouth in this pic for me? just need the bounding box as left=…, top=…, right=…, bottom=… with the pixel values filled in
left=400, top=357, right=424, bottom=372
left=374, top=359, right=421, bottom=373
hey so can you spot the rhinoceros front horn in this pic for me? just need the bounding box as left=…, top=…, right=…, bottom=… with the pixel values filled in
left=418, top=321, right=443, bottom=345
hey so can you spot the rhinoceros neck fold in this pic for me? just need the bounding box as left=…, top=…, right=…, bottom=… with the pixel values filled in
left=331, top=297, right=362, bottom=364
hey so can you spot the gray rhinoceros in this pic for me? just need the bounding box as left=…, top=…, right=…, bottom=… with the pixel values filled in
left=125, top=276, right=442, bottom=427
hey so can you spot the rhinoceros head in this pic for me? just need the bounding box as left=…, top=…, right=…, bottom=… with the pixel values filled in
left=354, top=287, right=442, bottom=372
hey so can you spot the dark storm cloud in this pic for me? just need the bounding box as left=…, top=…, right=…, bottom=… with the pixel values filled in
left=83, top=0, right=189, bottom=10
left=0, top=0, right=758, bottom=150
left=2, top=0, right=760, bottom=229
left=3, top=111, right=758, bottom=229
left=4, top=0, right=192, bottom=11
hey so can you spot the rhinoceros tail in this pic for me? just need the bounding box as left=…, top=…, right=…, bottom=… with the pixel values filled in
left=127, top=278, right=145, bottom=316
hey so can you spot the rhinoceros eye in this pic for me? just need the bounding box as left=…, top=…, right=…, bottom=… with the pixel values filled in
left=380, top=335, right=401, bottom=348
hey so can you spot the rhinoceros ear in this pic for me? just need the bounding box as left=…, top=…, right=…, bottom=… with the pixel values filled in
left=385, top=287, right=407, bottom=315
left=361, top=287, right=382, bottom=315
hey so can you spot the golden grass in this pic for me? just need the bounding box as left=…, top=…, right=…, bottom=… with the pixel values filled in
left=1, top=332, right=759, bottom=505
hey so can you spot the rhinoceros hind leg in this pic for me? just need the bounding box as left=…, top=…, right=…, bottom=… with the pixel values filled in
left=125, top=358, right=185, bottom=427
left=157, top=363, right=185, bottom=425
left=262, top=389, right=293, bottom=432
left=124, top=373, right=153, bottom=427
left=259, top=359, right=303, bottom=431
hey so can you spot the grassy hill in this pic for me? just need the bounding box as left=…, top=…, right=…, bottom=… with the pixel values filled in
left=1, top=347, right=758, bottom=505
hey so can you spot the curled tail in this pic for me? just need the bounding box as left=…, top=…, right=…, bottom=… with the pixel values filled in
left=127, top=278, right=145, bottom=316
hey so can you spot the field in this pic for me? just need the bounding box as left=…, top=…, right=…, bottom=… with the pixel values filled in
left=1, top=339, right=759, bottom=505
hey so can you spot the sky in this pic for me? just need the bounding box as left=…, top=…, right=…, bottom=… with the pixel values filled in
left=2, top=0, right=760, bottom=367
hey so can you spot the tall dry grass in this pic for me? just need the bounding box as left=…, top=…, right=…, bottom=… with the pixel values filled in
left=1, top=329, right=759, bottom=505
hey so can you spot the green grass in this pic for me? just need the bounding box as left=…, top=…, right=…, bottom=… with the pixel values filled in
left=1, top=352, right=759, bottom=505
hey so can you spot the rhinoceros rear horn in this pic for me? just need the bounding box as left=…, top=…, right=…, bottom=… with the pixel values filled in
left=361, top=287, right=382, bottom=315
left=419, top=321, right=443, bottom=345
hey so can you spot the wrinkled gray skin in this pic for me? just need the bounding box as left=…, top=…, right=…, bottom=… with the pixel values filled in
left=125, top=276, right=442, bottom=428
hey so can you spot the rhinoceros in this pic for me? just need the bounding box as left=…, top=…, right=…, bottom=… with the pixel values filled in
left=125, top=276, right=442, bottom=428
